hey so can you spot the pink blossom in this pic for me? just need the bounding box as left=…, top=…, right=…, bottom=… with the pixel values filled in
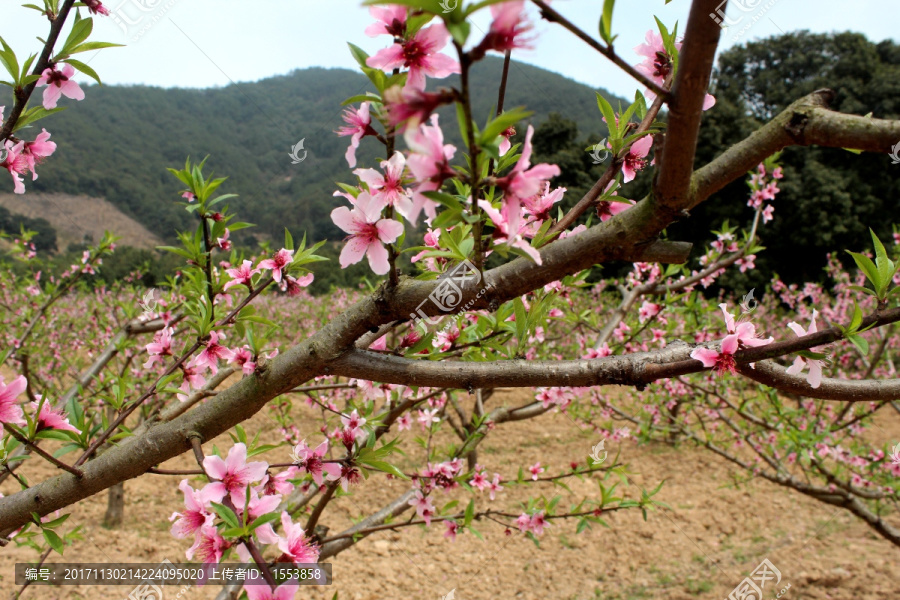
left=144, top=327, right=174, bottom=369
left=341, top=409, right=367, bottom=438
left=22, top=129, right=56, bottom=176
left=469, top=470, right=489, bottom=491
left=282, top=273, right=314, bottom=296
left=474, top=0, right=534, bottom=56
left=229, top=346, right=257, bottom=376
left=690, top=334, right=739, bottom=375
left=2, top=141, right=28, bottom=194
left=336, top=102, right=376, bottom=168
left=291, top=440, right=341, bottom=485
left=488, top=474, right=503, bottom=500
left=331, top=192, right=404, bottom=275
left=31, top=400, right=80, bottom=433
left=339, top=464, right=362, bottom=493
left=718, top=303, right=773, bottom=348
left=529, top=462, right=544, bottom=480
left=191, top=330, right=235, bottom=375
left=367, top=23, right=460, bottom=90
left=216, top=228, right=231, bottom=251
left=383, top=85, right=450, bottom=130
left=529, top=511, right=549, bottom=535
left=83, top=0, right=110, bottom=15
left=36, top=64, right=85, bottom=110
left=478, top=198, right=542, bottom=264
left=638, top=301, right=661, bottom=323
left=277, top=510, right=320, bottom=563
left=516, top=513, right=531, bottom=532
left=186, top=521, right=229, bottom=563
left=499, top=126, right=516, bottom=156
left=409, top=490, right=436, bottom=525
left=785, top=310, right=824, bottom=388
left=0, top=375, right=27, bottom=426
left=633, top=30, right=715, bottom=110
left=178, top=364, right=206, bottom=401
left=245, top=581, right=300, bottom=600
left=622, top=135, right=653, bottom=183
left=203, top=443, right=269, bottom=507
left=405, top=114, right=456, bottom=224
left=258, top=248, right=294, bottom=283
left=418, top=407, right=441, bottom=429
left=364, top=4, right=407, bottom=37
left=396, top=413, right=413, bottom=431
left=224, top=260, right=259, bottom=291
left=496, top=125, right=560, bottom=209
left=522, top=183, right=565, bottom=224
left=170, top=480, right=223, bottom=539
left=596, top=198, right=636, bottom=221
left=355, top=152, right=414, bottom=219
left=443, top=519, right=460, bottom=541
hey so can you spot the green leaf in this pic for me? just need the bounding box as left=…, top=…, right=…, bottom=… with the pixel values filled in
left=479, top=107, right=532, bottom=146
left=848, top=334, right=869, bottom=356
left=209, top=502, right=241, bottom=529
left=599, top=0, right=616, bottom=45
left=464, top=499, right=475, bottom=526
left=347, top=43, right=370, bottom=70
left=42, top=528, right=65, bottom=554
left=69, top=41, right=124, bottom=54
left=595, top=93, right=618, bottom=141
left=65, top=58, right=101, bottom=84
left=58, top=17, right=93, bottom=58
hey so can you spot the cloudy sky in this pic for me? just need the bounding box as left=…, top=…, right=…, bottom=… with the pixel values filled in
left=2, top=0, right=897, bottom=99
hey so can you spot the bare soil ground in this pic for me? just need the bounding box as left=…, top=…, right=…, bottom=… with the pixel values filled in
left=0, top=193, right=163, bottom=251
left=2, top=388, right=898, bottom=600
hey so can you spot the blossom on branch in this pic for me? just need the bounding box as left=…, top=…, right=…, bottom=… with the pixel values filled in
left=258, top=248, right=294, bottom=283
left=202, top=443, right=269, bottom=507
left=367, top=23, right=460, bottom=90
left=633, top=30, right=715, bottom=110
left=785, top=309, right=824, bottom=388
left=36, top=63, right=85, bottom=110
left=337, top=102, right=377, bottom=168
left=0, top=375, right=27, bottom=426
left=331, top=191, right=404, bottom=275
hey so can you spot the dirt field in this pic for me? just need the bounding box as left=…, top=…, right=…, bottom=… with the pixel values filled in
left=1, top=388, right=898, bottom=600
left=0, top=193, right=163, bottom=251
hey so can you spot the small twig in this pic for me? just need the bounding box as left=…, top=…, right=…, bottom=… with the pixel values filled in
left=2, top=424, right=83, bottom=478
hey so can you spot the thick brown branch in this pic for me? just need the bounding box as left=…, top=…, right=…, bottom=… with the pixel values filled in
left=654, top=0, right=722, bottom=210
left=738, top=361, right=900, bottom=402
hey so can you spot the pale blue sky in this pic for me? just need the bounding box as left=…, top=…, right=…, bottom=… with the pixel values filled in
left=2, top=0, right=897, bottom=99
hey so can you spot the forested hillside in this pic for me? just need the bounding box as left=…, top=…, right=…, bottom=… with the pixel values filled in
left=10, top=33, right=900, bottom=288
left=26, top=56, right=623, bottom=244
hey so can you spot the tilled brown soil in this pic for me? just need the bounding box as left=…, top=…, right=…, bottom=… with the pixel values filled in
left=2, top=388, right=898, bottom=599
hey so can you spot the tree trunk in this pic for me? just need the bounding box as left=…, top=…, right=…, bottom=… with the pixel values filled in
left=103, top=482, right=124, bottom=528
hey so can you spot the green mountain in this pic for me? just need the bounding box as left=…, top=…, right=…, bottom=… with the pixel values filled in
left=27, top=56, right=625, bottom=245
